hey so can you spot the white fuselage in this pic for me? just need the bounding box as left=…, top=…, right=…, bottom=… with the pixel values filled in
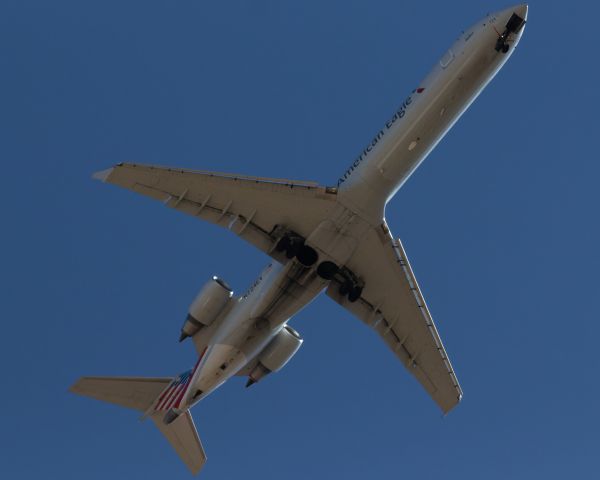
left=180, top=261, right=329, bottom=408
left=179, top=5, right=527, bottom=413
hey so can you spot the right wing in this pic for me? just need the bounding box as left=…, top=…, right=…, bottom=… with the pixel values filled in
left=95, top=163, right=337, bottom=261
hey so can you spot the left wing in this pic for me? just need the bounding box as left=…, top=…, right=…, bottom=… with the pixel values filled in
left=326, top=222, right=463, bottom=413
left=95, top=163, right=337, bottom=261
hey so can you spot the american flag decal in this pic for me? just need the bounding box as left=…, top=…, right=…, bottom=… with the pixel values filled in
left=154, top=369, right=194, bottom=411
left=154, top=349, right=206, bottom=411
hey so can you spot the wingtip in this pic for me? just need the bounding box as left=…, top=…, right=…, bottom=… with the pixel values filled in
left=92, top=167, right=114, bottom=182
left=68, top=378, right=83, bottom=394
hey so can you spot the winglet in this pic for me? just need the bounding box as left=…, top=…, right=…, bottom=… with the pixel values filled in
left=92, top=167, right=115, bottom=182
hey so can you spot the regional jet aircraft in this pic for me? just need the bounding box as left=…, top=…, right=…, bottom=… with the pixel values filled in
left=71, top=5, right=528, bottom=474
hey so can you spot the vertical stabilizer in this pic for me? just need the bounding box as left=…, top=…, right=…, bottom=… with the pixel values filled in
left=150, top=411, right=207, bottom=475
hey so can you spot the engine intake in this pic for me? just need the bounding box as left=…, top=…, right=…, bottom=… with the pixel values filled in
left=179, top=276, right=233, bottom=342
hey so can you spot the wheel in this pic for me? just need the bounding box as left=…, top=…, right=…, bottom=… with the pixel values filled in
left=286, top=245, right=298, bottom=259
left=339, top=281, right=351, bottom=296
left=317, top=261, right=339, bottom=280
left=297, top=245, right=319, bottom=267
left=276, top=236, right=290, bottom=252
left=286, top=238, right=303, bottom=258
left=348, top=286, right=363, bottom=303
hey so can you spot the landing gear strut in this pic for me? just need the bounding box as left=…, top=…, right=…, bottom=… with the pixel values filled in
left=495, top=36, right=511, bottom=54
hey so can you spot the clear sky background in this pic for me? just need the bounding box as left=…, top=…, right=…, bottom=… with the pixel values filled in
left=1, top=1, right=598, bottom=478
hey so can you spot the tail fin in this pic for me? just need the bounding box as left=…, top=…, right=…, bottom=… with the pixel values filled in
left=150, top=410, right=207, bottom=474
left=70, top=376, right=207, bottom=474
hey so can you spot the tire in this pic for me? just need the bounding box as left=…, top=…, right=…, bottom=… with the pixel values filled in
left=348, top=286, right=363, bottom=303
left=317, top=261, right=339, bottom=280
left=339, top=281, right=351, bottom=296
left=276, top=236, right=290, bottom=252
left=297, top=245, right=319, bottom=267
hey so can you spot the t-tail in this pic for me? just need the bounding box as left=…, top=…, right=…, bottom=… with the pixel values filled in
left=69, top=373, right=206, bottom=474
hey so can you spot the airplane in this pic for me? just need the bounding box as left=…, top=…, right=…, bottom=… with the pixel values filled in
left=70, top=4, right=528, bottom=475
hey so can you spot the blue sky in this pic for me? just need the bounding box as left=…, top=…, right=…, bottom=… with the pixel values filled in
left=1, top=1, right=598, bottom=478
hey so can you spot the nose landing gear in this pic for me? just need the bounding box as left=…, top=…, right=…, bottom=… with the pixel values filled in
left=495, top=39, right=510, bottom=54
left=494, top=12, right=526, bottom=54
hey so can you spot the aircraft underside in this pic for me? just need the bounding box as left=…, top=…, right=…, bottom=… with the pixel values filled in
left=70, top=4, right=528, bottom=475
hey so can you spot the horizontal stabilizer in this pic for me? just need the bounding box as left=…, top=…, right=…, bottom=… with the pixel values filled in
left=69, top=376, right=171, bottom=411
left=71, top=376, right=207, bottom=473
left=151, top=411, right=207, bottom=475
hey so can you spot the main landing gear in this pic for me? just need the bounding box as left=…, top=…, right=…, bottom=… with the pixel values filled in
left=275, top=232, right=319, bottom=267
left=274, top=230, right=364, bottom=303
left=317, top=260, right=363, bottom=303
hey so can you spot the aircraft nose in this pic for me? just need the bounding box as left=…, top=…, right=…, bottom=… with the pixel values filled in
left=490, top=4, right=528, bottom=53
left=500, top=4, right=528, bottom=24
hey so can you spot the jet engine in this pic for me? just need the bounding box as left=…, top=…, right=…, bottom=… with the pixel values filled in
left=246, top=325, right=303, bottom=387
left=179, top=276, right=233, bottom=342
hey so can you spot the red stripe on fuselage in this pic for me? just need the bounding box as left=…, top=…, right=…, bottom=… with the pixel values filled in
left=172, top=347, right=208, bottom=409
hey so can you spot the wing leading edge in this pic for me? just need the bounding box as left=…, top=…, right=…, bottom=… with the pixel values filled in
left=326, top=222, right=462, bottom=413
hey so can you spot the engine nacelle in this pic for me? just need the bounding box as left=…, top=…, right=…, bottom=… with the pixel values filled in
left=246, top=325, right=302, bottom=386
left=179, top=276, right=233, bottom=342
